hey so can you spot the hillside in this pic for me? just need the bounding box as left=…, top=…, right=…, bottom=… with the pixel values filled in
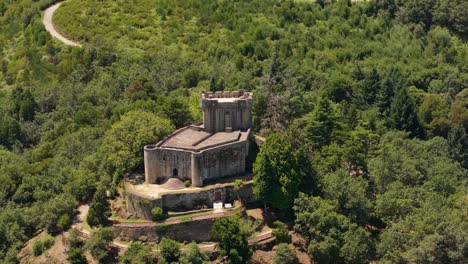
left=0, top=0, right=467, bottom=263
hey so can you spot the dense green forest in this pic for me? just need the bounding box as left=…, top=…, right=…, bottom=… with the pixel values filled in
left=0, top=0, right=467, bottom=263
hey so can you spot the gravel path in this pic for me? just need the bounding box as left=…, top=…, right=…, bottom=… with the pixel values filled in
left=42, top=2, right=81, bottom=47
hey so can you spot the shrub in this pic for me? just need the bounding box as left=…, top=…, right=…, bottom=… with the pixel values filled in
left=274, top=243, right=299, bottom=264
left=32, top=235, right=55, bottom=256
left=68, top=247, right=86, bottom=264
left=151, top=207, right=165, bottom=221
left=272, top=221, right=291, bottom=244
left=184, top=179, right=191, bottom=187
left=58, top=213, right=72, bottom=231
left=32, top=241, right=43, bottom=256
left=120, top=242, right=155, bottom=264
left=159, top=238, right=181, bottom=263
left=85, top=227, right=113, bottom=262
left=180, top=241, right=208, bottom=264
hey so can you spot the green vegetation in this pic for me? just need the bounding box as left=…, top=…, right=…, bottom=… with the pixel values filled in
left=274, top=243, right=299, bottom=264
left=179, top=242, right=209, bottom=264
left=0, top=0, right=466, bottom=263
left=212, top=214, right=251, bottom=264
left=183, top=179, right=191, bottom=188
left=87, top=186, right=111, bottom=227
left=272, top=221, right=291, bottom=244
left=120, top=242, right=155, bottom=264
left=67, top=229, right=86, bottom=264
left=158, top=238, right=181, bottom=263
left=32, top=235, right=54, bottom=256
left=85, top=227, right=114, bottom=263
left=151, top=207, right=165, bottom=221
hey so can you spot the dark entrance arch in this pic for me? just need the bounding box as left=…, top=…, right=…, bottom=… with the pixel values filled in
left=173, top=168, right=178, bottom=177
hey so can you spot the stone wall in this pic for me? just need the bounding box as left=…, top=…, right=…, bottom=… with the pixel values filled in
left=113, top=218, right=215, bottom=243
left=125, top=191, right=163, bottom=220
left=201, top=91, right=253, bottom=133
left=125, top=182, right=254, bottom=219
left=145, top=131, right=252, bottom=186
left=144, top=147, right=188, bottom=184
left=194, top=139, right=248, bottom=184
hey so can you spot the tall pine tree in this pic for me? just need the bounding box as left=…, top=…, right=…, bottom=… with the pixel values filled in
left=253, top=133, right=300, bottom=209
left=87, top=186, right=111, bottom=227
left=389, top=88, right=424, bottom=138
left=306, top=96, right=337, bottom=148
left=378, top=67, right=405, bottom=117
left=447, top=124, right=468, bottom=168
left=353, top=68, right=381, bottom=109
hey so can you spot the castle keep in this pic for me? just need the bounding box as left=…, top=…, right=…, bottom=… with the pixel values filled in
left=144, top=90, right=253, bottom=187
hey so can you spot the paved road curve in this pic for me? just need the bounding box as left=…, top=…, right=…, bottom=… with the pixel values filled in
left=42, top=2, right=81, bottom=47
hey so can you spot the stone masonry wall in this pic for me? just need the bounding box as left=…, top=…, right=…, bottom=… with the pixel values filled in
left=125, top=182, right=254, bottom=218
left=113, top=218, right=215, bottom=243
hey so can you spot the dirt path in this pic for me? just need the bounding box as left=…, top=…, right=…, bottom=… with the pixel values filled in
left=42, top=2, right=81, bottom=47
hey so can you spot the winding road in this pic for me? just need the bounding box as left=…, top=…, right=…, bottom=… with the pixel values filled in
left=42, top=2, right=81, bottom=47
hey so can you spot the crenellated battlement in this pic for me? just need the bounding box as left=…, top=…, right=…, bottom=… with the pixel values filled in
left=201, top=90, right=253, bottom=102
left=201, top=90, right=252, bottom=133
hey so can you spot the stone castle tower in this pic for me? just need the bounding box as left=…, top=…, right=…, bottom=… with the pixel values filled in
left=144, top=90, right=253, bottom=187
left=201, top=90, right=253, bottom=132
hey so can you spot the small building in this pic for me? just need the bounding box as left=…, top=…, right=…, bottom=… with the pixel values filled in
left=144, top=90, right=254, bottom=187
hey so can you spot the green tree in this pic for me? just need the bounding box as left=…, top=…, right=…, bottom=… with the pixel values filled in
left=433, top=0, right=468, bottom=38
left=378, top=67, right=405, bottom=117
left=253, top=133, right=300, bottom=209
left=397, top=0, right=437, bottom=31
left=294, top=194, right=372, bottom=264
left=447, top=124, right=468, bottom=168
left=389, top=87, right=424, bottom=138
left=12, top=88, right=38, bottom=122
left=100, top=110, right=174, bottom=176
left=57, top=213, right=71, bottom=231
left=295, top=148, right=319, bottom=195
left=87, top=186, right=111, bottom=227
left=305, top=96, right=337, bottom=148
left=179, top=242, right=208, bottom=264
left=68, top=247, right=86, bottom=264
left=85, top=227, right=113, bottom=263
left=274, top=243, right=299, bottom=264
left=212, top=214, right=251, bottom=264
left=418, top=94, right=450, bottom=137
left=353, top=68, right=381, bottom=109
left=322, top=169, right=372, bottom=225
left=0, top=116, right=21, bottom=149
left=272, top=221, right=291, bottom=244
left=160, top=96, right=193, bottom=128
left=120, top=242, right=155, bottom=264
left=159, top=238, right=181, bottom=263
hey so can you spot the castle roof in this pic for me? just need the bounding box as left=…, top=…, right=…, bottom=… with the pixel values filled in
left=157, top=125, right=250, bottom=152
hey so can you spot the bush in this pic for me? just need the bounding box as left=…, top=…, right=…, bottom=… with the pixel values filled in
left=184, top=180, right=191, bottom=187
left=85, top=227, right=113, bottom=262
left=159, top=238, right=181, bottom=263
left=151, top=207, right=165, bottom=221
left=272, top=221, right=291, bottom=244
left=120, top=242, right=155, bottom=264
left=274, top=243, right=299, bottom=264
left=58, top=213, right=72, bottom=231
left=32, top=235, right=55, bottom=256
left=68, top=247, right=87, bottom=264
left=180, top=241, right=208, bottom=264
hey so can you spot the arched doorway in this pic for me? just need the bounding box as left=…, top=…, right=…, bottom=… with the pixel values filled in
left=172, top=168, right=178, bottom=177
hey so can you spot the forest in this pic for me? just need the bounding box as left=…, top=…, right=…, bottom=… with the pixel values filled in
left=0, top=0, right=467, bottom=263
